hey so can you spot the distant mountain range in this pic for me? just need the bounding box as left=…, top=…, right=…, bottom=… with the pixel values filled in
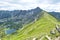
left=0, top=7, right=60, bottom=21
left=0, top=7, right=43, bottom=29
left=49, top=12, right=60, bottom=20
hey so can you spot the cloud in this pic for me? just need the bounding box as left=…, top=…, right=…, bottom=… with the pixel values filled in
left=40, top=3, right=60, bottom=12
left=0, top=0, right=60, bottom=12
left=0, top=1, right=23, bottom=10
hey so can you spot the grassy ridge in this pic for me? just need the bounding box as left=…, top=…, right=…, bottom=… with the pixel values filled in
left=3, top=11, right=59, bottom=40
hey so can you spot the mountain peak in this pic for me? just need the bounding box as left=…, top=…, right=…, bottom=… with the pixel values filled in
left=34, top=7, right=41, bottom=10
left=35, top=7, right=42, bottom=11
left=36, top=7, right=40, bottom=9
left=32, top=7, right=42, bottom=12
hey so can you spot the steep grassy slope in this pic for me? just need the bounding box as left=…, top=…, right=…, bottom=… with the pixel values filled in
left=2, top=11, right=59, bottom=40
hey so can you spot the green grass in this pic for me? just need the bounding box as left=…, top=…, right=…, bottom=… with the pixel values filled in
left=2, top=11, right=60, bottom=40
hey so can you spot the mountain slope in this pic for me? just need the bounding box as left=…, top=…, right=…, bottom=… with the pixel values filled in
left=2, top=11, right=59, bottom=40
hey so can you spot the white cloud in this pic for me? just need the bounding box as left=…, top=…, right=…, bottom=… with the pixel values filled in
left=37, top=0, right=60, bottom=12
left=0, top=0, right=60, bottom=12
left=0, top=1, right=23, bottom=10
left=40, top=3, right=60, bottom=12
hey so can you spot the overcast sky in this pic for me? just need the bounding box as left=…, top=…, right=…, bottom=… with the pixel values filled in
left=0, top=0, right=60, bottom=12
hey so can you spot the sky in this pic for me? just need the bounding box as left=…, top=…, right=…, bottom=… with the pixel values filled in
left=0, top=0, right=60, bottom=12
